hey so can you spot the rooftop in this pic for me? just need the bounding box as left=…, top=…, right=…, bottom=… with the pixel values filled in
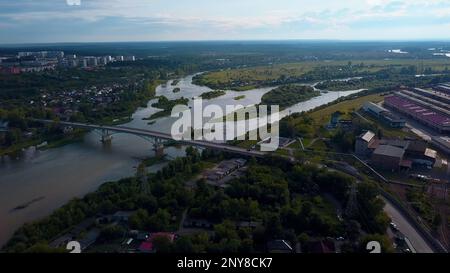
left=384, top=95, right=450, bottom=128
left=433, top=136, right=450, bottom=149
left=424, top=148, right=437, bottom=159
left=359, top=131, right=376, bottom=143
left=373, top=145, right=405, bottom=159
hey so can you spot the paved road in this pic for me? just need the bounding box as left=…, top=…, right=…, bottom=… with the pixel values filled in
left=382, top=197, right=434, bottom=253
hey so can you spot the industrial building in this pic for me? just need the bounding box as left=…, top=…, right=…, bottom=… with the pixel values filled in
left=406, top=88, right=450, bottom=109
left=371, top=145, right=408, bottom=171
left=355, top=131, right=377, bottom=156
left=204, top=158, right=247, bottom=182
left=362, top=102, right=406, bottom=128
left=432, top=136, right=450, bottom=155
left=355, top=131, right=437, bottom=171
left=432, top=83, right=450, bottom=96
left=384, top=94, right=450, bottom=133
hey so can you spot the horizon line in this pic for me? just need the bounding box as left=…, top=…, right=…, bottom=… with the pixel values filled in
left=2, top=38, right=450, bottom=47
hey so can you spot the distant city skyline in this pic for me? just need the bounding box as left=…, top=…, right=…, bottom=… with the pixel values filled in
left=2, top=0, right=450, bottom=44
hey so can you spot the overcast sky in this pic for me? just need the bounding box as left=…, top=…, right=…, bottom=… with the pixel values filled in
left=1, top=0, right=450, bottom=44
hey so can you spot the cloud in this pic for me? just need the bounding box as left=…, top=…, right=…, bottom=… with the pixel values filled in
left=1, top=0, right=450, bottom=42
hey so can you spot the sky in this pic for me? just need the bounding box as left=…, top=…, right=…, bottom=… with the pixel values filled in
left=1, top=0, right=450, bottom=44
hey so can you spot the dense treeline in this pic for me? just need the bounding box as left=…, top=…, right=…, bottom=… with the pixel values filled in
left=199, top=90, right=226, bottom=100
left=2, top=146, right=390, bottom=253
left=261, top=85, right=319, bottom=108
left=146, top=96, right=189, bottom=120
left=2, top=147, right=204, bottom=252
left=316, top=67, right=450, bottom=91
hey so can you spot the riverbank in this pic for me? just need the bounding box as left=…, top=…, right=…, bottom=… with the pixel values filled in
left=0, top=72, right=366, bottom=248
left=0, top=80, right=162, bottom=157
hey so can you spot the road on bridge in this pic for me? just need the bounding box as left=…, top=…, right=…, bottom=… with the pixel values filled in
left=34, top=119, right=268, bottom=158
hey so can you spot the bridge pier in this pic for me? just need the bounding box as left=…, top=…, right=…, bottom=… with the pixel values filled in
left=153, top=138, right=165, bottom=157
left=101, top=129, right=112, bottom=144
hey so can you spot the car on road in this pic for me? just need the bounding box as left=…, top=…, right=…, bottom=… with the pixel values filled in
left=390, top=222, right=399, bottom=232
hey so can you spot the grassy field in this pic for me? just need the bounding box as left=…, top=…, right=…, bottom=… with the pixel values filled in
left=308, top=93, right=386, bottom=125
left=196, top=59, right=450, bottom=90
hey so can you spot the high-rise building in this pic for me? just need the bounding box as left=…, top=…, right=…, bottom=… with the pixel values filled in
left=124, top=56, right=136, bottom=61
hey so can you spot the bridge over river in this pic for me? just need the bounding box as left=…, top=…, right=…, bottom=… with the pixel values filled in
left=33, top=119, right=267, bottom=158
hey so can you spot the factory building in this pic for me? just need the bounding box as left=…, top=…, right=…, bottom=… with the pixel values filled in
left=384, top=94, right=450, bottom=133
left=362, top=102, right=406, bottom=128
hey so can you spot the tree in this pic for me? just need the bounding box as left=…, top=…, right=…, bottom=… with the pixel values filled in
left=432, top=214, right=442, bottom=230
left=25, top=243, right=66, bottom=253
left=360, top=234, right=394, bottom=253
left=99, top=225, right=125, bottom=243
left=344, top=220, right=361, bottom=241
left=214, top=220, right=239, bottom=242
left=129, top=209, right=149, bottom=230
left=152, top=235, right=173, bottom=253
left=356, top=182, right=389, bottom=234
left=265, top=214, right=283, bottom=239
left=147, top=209, right=171, bottom=231
left=174, top=237, right=194, bottom=253
left=297, top=233, right=309, bottom=244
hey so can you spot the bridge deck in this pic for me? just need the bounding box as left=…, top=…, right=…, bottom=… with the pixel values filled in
left=33, top=119, right=267, bottom=158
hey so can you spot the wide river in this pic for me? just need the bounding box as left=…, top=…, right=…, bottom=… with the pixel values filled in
left=0, top=74, right=363, bottom=247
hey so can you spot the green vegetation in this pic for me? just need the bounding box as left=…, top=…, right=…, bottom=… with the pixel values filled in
left=316, top=69, right=450, bottom=91
left=146, top=96, right=189, bottom=120
left=261, top=85, right=319, bottom=108
left=193, top=59, right=450, bottom=91
left=0, top=110, right=87, bottom=156
left=3, top=147, right=388, bottom=253
left=0, top=75, right=162, bottom=155
left=3, top=147, right=207, bottom=252
left=173, top=87, right=181, bottom=93
left=278, top=89, right=415, bottom=155
left=406, top=188, right=437, bottom=228
left=234, top=95, right=246, bottom=100
left=308, top=93, right=385, bottom=125
left=142, top=155, right=168, bottom=167
left=199, top=90, right=226, bottom=100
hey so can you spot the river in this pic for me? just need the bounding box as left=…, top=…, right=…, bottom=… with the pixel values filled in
left=0, top=73, right=363, bottom=247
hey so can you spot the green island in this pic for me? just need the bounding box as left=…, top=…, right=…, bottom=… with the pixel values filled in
left=199, top=90, right=226, bottom=100
left=173, top=87, right=181, bottom=93
left=234, top=95, right=246, bottom=100
left=145, top=96, right=189, bottom=120
left=261, top=85, right=320, bottom=109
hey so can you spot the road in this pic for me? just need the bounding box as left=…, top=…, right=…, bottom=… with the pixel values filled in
left=382, top=197, right=434, bottom=253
